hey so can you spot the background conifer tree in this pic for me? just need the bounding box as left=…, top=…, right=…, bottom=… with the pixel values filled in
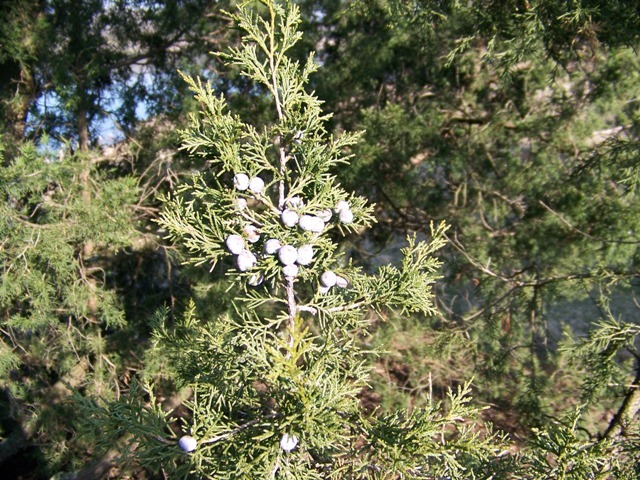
left=295, top=0, right=640, bottom=455
left=0, top=139, right=139, bottom=475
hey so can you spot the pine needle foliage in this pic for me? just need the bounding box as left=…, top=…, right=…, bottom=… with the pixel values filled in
left=84, top=1, right=507, bottom=478
left=0, top=139, right=138, bottom=473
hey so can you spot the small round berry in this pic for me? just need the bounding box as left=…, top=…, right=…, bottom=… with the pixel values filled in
left=335, top=275, right=348, bottom=288
left=234, top=173, right=250, bottom=191
left=286, top=196, right=304, bottom=208
left=339, top=208, right=354, bottom=224
left=226, top=234, right=245, bottom=255
left=282, top=264, right=299, bottom=278
left=249, top=176, right=265, bottom=194
left=280, top=433, right=298, bottom=452
left=299, top=215, right=325, bottom=233
left=335, top=200, right=350, bottom=213
left=264, top=238, right=282, bottom=255
left=278, top=245, right=298, bottom=265
left=320, top=270, right=337, bottom=288
left=178, top=435, right=197, bottom=452
left=318, top=285, right=331, bottom=295
left=237, top=198, right=248, bottom=210
left=237, top=250, right=257, bottom=271
left=243, top=224, right=260, bottom=243
left=317, top=209, right=332, bottom=222
left=296, top=244, right=314, bottom=265
left=281, top=209, right=299, bottom=227
left=248, top=274, right=264, bottom=286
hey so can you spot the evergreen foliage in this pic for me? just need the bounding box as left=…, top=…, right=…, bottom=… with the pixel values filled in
left=0, top=139, right=139, bottom=474
left=301, top=0, right=640, bottom=453
left=0, top=1, right=639, bottom=478
left=80, top=2, right=511, bottom=478
left=0, top=0, right=226, bottom=147
left=388, top=0, right=640, bottom=69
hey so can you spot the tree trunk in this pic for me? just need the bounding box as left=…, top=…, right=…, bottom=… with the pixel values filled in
left=77, top=94, right=90, bottom=153
left=76, top=92, right=98, bottom=312
left=1, top=64, right=36, bottom=147
left=603, top=368, right=640, bottom=440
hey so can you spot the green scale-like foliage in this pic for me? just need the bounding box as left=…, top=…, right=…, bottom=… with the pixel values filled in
left=82, top=2, right=507, bottom=479
left=73, top=2, right=640, bottom=479
left=303, top=2, right=640, bottom=449
left=0, top=140, right=138, bottom=473
left=0, top=143, right=136, bottom=327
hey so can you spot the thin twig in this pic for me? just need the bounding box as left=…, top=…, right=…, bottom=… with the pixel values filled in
left=540, top=200, right=640, bottom=245
left=201, top=413, right=277, bottom=445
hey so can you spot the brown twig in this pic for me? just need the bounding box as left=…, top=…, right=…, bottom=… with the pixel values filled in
left=602, top=368, right=640, bottom=440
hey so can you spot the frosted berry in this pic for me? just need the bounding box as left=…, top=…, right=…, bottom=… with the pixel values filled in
left=296, top=244, right=314, bottom=265
left=320, top=270, right=337, bottom=288
left=286, top=196, right=304, bottom=208
left=299, top=215, right=325, bottom=233
left=339, top=208, right=354, bottom=224
left=243, top=224, right=260, bottom=243
left=248, top=274, right=264, bottom=286
left=281, top=209, right=299, bottom=227
left=282, top=264, right=299, bottom=278
left=226, top=234, right=245, bottom=255
left=335, top=275, right=348, bottom=288
left=318, top=285, right=331, bottom=295
left=317, top=209, right=332, bottom=222
left=178, top=435, right=197, bottom=452
left=335, top=200, right=349, bottom=213
left=237, top=198, right=248, bottom=210
left=280, top=433, right=298, bottom=452
left=237, top=250, right=257, bottom=271
left=234, top=173, right=250, bottom=191
left=264, top=238, right=281, bottom=255
left=249, top=176, right=265, bottom=194
left=278, top=245, right=298, bottom=265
